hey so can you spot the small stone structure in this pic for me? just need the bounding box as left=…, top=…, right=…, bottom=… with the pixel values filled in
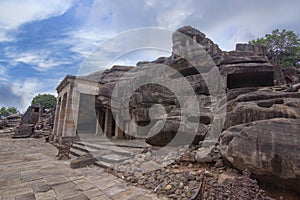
left=11, top=103, right=43, bottom=138
left=21, top=103, right=43, bottom=125
left=51, top=75, right=100, bottom=142
left=6, top=114, right=21, bottom=127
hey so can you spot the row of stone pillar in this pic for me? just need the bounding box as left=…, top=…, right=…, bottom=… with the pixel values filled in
left=97, top=107, right=140, bottom=139
left=96, top=108, right=129, bottom=139
left=52, top=83, right=134, bottom=141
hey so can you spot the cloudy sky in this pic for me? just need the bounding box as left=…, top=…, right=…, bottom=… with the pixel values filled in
left=0, top=0, right=299, bottom=111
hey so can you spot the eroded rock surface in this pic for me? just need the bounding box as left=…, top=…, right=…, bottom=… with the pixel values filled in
left=220, top=118, right=300, bottom=192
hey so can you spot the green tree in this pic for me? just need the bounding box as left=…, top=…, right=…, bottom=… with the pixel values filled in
left=0, top=107, right=18, bottom=119
left=31, top=94, right=57, bottom=110
left=249, top=29, right=300, bottom=67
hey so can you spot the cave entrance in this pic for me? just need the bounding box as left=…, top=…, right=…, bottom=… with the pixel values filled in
left=227, top=71, right=274, bottom=89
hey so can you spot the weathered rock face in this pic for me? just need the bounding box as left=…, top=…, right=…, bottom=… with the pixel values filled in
left=175, top=26, right=224, bottom=59
left=219, top=118, right=300, bottom=192
left=218, top=86, right=300, bottom=193
left=96, top=65, right=135, bottom=108
left=225, top=90, right=300, bottom=128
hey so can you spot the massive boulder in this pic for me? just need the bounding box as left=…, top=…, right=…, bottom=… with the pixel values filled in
left=219, top=118, right=300, bottom=192
left=220, top=87, right=300, bottom=193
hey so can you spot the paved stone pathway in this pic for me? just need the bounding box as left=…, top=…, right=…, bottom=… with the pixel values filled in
left=0, top=138, right=167, bottom=200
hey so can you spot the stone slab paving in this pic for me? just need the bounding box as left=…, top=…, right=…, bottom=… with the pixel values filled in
left=0, top=138, right=167, bottom=200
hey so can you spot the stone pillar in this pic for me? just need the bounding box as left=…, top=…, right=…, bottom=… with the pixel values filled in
left=52, top=97, right=61, bottom=138
left=114, top=113, right=124, bottom=139
left=128, top=121, right=137, bottom=138
left=62, top=83, right=76, bottom=137
left=104, top=108, right=113, bottom=137
left=124, top=121, right=132, bottom=139
left=71, top=90, right=81, bottom=132
left=99, top=111, right=105, bottom=131
left=56, top=93, right=67, bottom=139
left=95, top=111, right=101, bottom=135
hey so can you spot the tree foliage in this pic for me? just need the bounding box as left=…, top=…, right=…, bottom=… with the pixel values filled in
left=0, top=107, right=18, bottom=119
left=249, top=29, right=300, bottom=67
left=31, top=94, right=57, bottom=110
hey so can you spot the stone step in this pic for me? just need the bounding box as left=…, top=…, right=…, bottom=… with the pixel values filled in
left=6, top=123, right=18, bottom=127
left=70, top=142, right=132, bottom=168
left=72, top=143, right=132, bottom=162
left=76, top=135, right=148, bottom=149
left=72, top=143, right=109, bottom=155
left=95, top=153, right=130, bottom=163
left=7, top=119, right=20, bottom=122
left=74, top=141, right=133, bottom=157
left=0, top=128, right=14, bottom=134
left=11, top=134, right=32, bottom=138
left=71, top=143, right=96, bottom=153
left=94, top=160, right=113, bottom=169
left=70, top=147, right=85, bottom=157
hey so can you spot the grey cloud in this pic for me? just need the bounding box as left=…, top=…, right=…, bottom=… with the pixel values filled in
left=0, top=82, right=22, bottom=108
left=84, top=0, right=300, bottom=50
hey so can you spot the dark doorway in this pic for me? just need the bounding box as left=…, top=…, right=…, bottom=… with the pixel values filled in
left=227, top=71, right=274, bottom=89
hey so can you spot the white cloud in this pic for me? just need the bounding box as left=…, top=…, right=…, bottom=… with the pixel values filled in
left=59, top=0, right=300, bottom=60
left=0, top=31, right=14, bottom=42
left=0, top=65, right=8, bottom=81
left=181, top=0, right=300, bottom=50
left=11, top=78, right=40, bottom=111
left=5, top=50, right=72, bottom=71
left=76, top=27, right=173, bottom=75
left=0, top=0, right=76, bottom=41
left=155, top=1, right=195, bottom=28
left=0, top=0, right=75, bottom=30
left=0, top=65, right=6, bottom=74
left=66, top=29, right=114, bottom=56
left=0, top=77, right=60, bottom=112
